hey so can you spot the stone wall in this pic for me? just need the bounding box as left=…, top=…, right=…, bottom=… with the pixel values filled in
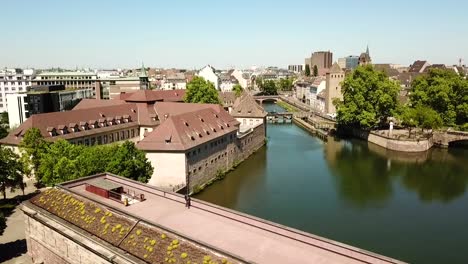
left=22, top=205, right=139, bottom=264
left=187, top=123, right=265, bottom=192
left=340, top=126, right=433, bottom=152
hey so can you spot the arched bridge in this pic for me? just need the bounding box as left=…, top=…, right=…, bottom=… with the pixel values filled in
left=254, top=95, right=280, bottom=103
left=433, top=130, right=468, bottom=147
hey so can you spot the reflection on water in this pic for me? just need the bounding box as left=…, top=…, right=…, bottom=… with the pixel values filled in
left=196, top=103, right=468, bottom=264
left=327, top=137, right=468, bottom=206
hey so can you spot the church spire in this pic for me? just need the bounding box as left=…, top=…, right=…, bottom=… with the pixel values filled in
left=139, top=62, right=147, bottom=78
left=366, top=45, right=370, bottom=56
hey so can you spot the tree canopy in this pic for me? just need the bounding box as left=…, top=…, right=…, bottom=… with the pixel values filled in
left=184, top=76, right=221, bottom=104
left=398, top=105, right=443, bottom=133
left=233, top=84, right=243, bottom=97
left=278, top=78, right=294, bottom=91
left=410, top=68, right=468, bottom=129
left=261, top=80, right=278, bottom=95
left=305, top=65, right=311, bottom=77
left=19, top=128, right=48, bottom=182
left=0, top=146, right=24, bottom=199
left=0, top=112, right=8, bottom=125
left=313, top=65, right=318, bottom=77
left=335, top=65, right=400, bottom=129
left=36, top=139, right=153, bottom=186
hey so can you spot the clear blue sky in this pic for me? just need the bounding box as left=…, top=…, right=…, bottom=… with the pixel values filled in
left=1, top=0, right=467, bottom=69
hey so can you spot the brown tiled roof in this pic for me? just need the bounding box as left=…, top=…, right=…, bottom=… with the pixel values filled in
left=0, top=104, right=139, bottom=146
left=423, top=64, right=446, bottom=72
left=231, top=93, right=267, bottom=118
left=408, top=60, right=428, bottom=73
left=219, top=92, right=236, bottom=107
left=137, top=108, right=239, bottom=151
left=73, top=99, right=127, bottom=110
left=154, top=102, right=225, bottom=122
left=124, top=90, right=185, bottom=103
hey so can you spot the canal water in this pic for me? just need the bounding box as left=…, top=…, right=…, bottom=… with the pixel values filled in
left=195, top=102, right=468, bottom=264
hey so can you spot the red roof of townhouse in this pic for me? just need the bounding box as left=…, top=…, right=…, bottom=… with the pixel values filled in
left=0, top=104, right=139, bottom=146
left=137, top=107, right=239, bottom=152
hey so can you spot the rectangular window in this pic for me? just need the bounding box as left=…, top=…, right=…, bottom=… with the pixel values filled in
left=97, top=136, right=102, bottom=145
left=91, top=137, right=96, bottom=145
left=103, top=135, right=108, bottom=144
left=84, top=139, right=89, bottom=146
left=116, top=132, right=120, bottom=141
left=131, top=129, right=135, bottom=138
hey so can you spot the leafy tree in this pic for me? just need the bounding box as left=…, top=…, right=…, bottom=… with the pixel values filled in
left=255, top=76, right=264, bottom=90
left=19, top=128, right=48, bottom=183
left=410, top=68, right=468, bottom=128
left=313, top=65, right=318, bottom=77
left=399, top=105, right=443, bottom=135
left=305, top=64, right=311, bottom=77
left=184, top=76, right=221, bottom=104
left=0, top=126, right=7, bottom=139
left=261, top=80, right=278, bottom=95
left=0, top=112, right=8, bottom=125
left=37, top=140, right=153, bottom=186
left=278, top=78, right=293, bottom=91
left=0, top=212, right=5, bottom=236
left=106, top=141, right=154, bottom=183
left=0, top=146, right=24, bottom=199
left=335, top=65, right=400, bottom=129
left=233, top=84, right=244, bottom=97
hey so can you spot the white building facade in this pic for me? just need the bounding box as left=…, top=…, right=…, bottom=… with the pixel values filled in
left=197, top=65, right=219, bottom=90
left=0, top=69, right=35, bottom=113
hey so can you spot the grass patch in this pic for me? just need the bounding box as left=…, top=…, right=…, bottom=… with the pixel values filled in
left=276, top=100, right=299, bottom=112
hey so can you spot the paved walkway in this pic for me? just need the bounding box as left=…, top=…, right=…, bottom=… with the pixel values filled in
left=67, top=176, right=404, bottom=264
left=0, top=178, right=37, bottom=264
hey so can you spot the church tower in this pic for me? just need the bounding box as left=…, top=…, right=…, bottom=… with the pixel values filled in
left=325, top=63, right=345, bottom=114
left=359, top=45, right=372, bottom=66
left=139, top=63, right=149, bottom=90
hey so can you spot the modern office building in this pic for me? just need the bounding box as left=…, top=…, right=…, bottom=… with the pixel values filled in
left=32, top=71, right=97, bottom=97
left=288, top=64, right=304, bottom=73
left=305, top=51, right=333, bottom=76
left=345, top=56, right=360, bottom=70
left=7, top=85, right=93, bottom=128
left=0, top=68, right=35, bottom=113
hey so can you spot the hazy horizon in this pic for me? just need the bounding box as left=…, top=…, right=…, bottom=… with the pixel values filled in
left=1, top=0, right=467, bottom=69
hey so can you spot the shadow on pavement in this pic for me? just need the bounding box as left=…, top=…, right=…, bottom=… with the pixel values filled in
left=0, top=239, right=27, bottom=262
left=0, top=191, right=41, bottom=218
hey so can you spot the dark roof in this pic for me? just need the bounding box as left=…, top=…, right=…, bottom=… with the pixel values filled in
left=408, top=60, right=428, bottom=73
left=374, top=64, right=399, bottom=77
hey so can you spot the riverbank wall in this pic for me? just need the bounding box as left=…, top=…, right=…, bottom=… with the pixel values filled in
left=293, top=117, right=328, bottom=140
left=189, top=123, right=266, bottom=194
left=338, top=126, right=434, bottom=152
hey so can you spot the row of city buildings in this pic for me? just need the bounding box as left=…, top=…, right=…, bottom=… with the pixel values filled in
left=289, top=47, right=467, bottom=116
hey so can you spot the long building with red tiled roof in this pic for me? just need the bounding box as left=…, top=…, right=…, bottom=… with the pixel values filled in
left=0, top=89, right=267, bottom=193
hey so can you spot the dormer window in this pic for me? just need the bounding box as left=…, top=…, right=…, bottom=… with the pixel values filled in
left=106, top=117, right=114, bottom=126
left=47, top=127, right=57, bottom=136
left=89, top=120, right=97, bottom=129
left=69, top=123, right=78, bottom=132
left=184, top=121, right=189, bottom=127
left=115, top=116, right=122, bottom=124
left=58, top=125, right=68, bottom=135
left=79, top=121, right=88, bottom=131
left=123, top=115, right=130, bottom=123
left=165, top=135, right=172, bottom=143
left=99, top=118, right=106, bottom=127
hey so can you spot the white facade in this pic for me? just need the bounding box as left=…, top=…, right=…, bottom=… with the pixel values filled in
left=0, top=69, right=35, bottom=113
left=231, top=69, right=249, bottom=89
left=198, top=65, right=219, bottom=90
left=7, top=93, right=28, bottom=128
left=309, top=80, right=326, bottom=112
left=236, top=117, right=263, bottom=132
left=146, top=152, right=187, bottom=189
left=162, top=73, right=187, bottom=90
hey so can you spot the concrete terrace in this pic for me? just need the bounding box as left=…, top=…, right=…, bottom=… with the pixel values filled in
left=61, top=173, right=405, bottom=264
